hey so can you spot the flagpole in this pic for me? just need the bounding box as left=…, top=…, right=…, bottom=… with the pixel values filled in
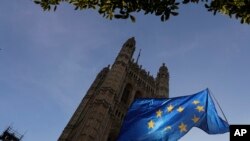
left=208, top=88, right=229, bottom=123
left=136, top=49, right=141, bottom=64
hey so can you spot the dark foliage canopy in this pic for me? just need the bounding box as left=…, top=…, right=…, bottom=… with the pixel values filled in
left=34, top=0, right=250, bottom=24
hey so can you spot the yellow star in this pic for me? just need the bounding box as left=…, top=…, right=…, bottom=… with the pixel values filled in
left=177, top=106, right=184, bottom=113
left=196, top=105, right=205, bottom=112
left=167, top=104, right=174, bottom=112
left=192, top=115, right=199, bottom=123
left=148, top=120, right=155, bottom=129
left=164, top=126, right=172, bottom=131
left=193, top=100, right=200, bottom=105
left=179, top=122, right=187, bottom=133
left=156, top=109, right=162, bottom=118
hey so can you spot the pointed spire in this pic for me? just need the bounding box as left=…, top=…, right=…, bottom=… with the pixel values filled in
left=123, top=37, right=135, bottom=48
left=116, top=37, right=136, bottom=61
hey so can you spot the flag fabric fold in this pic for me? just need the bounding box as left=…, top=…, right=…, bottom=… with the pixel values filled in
left=116, top=88, right=229, bottom=141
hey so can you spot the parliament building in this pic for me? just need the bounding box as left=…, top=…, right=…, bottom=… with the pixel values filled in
left=58, top=37, right=169, bottom=141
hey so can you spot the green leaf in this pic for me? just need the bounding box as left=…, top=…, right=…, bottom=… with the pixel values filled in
left=161, top=15, right=164, bottom=21
left=54, top=6, right=57, bottom=11
left=182, top=0, right=190, bottom=4
left=165, top=13, right=170, bottom=20
left=171, top=12, right=178, bottom=16
left=114, top=14, right=123, bottom=19
left=34, top=0, right=41, bottom=4
left=130, top=15, right=136, bottom=22
left=120, top=10, right=125, bottom=14
left=204, top=4, right=209, bottom=8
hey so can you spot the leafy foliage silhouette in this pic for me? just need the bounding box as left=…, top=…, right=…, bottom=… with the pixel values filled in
left=34, top=0, right=250, bottom=24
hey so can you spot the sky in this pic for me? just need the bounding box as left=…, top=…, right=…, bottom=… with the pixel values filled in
left=0, top=0, right=250, bottom=141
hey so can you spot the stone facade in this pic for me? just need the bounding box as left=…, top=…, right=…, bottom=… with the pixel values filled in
left=58, top=37, right=169, bottom=141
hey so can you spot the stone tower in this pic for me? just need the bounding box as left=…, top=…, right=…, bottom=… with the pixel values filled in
left=58, top=37, right=169, bottom=141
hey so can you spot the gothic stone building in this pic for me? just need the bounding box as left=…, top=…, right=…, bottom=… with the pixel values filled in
left=58, top=37, right=169, bottom=141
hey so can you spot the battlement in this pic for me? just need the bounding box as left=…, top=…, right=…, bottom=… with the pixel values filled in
left=58, top=38, right=169, bottom=141
left=0, top=127, right=23, bottom=141
left=128, top=60, right=155, bottom=85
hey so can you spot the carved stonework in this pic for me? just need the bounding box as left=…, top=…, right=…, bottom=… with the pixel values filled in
left=58, top=37, right=169, bottom=141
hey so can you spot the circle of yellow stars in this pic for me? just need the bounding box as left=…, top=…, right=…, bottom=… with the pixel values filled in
left=147, top=100, right=204, bottom=133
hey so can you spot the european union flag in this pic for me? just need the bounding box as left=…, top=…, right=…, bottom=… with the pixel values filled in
left=117, top=89, right=229, bottom=141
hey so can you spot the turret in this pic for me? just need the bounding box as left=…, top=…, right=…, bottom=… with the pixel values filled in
left=58, top=38, right=172, bottom=141
left=102, top=37, right=136, bottom=93
left=113, top=37, right=136, bottom=66
left=156, top=63, right=169, bottom=98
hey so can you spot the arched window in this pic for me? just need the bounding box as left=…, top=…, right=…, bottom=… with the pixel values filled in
left=121, top=84, right=133, bottom=104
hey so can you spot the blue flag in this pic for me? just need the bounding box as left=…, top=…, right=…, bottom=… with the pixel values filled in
left=117, top=89, right=229, bottom=141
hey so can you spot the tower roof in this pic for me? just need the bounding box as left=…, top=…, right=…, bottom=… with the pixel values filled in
left=123, top=37, right=135, bottom=47
left=159, top=63, right=168, bottom=73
